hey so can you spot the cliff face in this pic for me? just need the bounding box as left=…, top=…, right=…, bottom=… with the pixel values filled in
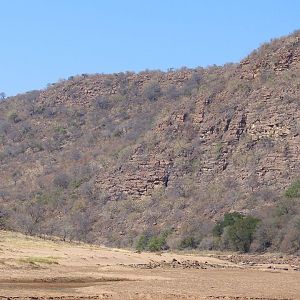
left=1, top=31, right=300, bottom=247
left=96, top=33, right=300, bottom=205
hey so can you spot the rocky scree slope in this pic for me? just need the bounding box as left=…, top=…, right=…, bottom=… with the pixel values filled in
left=1, top=31, right=300, bottom=251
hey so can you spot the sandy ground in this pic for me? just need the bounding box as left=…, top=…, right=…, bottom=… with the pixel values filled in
left=0, top=231, right=299, bottom=300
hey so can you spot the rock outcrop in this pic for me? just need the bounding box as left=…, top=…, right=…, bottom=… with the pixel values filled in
left=1, top=31, right=300, bottom=246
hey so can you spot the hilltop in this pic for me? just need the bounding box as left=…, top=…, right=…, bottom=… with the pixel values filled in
left=0, top=31, right=300, bottom=253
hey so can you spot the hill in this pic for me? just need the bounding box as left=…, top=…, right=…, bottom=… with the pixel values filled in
left=1, top=31, right=300, bottom=253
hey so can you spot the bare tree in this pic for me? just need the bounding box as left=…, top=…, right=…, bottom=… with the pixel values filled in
left=142, top=81, right=161, bottom=101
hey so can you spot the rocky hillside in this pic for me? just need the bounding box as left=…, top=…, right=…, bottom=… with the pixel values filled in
left=1, top=31, right=300, bottom=253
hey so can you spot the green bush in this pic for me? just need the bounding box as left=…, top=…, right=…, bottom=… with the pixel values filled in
left=213, top=212, right=243, bottom=237
left=148, top=236, right=166, bottom=252
left=213, top=212, right=260, bottom=252
left=136, top=235, right=149, bottom=251
left=284, top=180, right=300, bottom=198
left=135, top=231, right=170, bottom=252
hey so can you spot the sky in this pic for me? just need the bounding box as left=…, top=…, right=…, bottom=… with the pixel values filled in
left=1, top=0, right=300, bottom=96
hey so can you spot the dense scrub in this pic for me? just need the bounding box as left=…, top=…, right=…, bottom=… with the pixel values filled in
left=1, top=31, right=300, bottom=254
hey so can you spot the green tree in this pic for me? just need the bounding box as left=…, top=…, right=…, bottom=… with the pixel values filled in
left=213, top=212, right=260, bottom=252
left=227, top=216, right=260, bottom=252
left=213, top=212, right=243, bottom=237
left=136, top=235, right=149, bottom=251
left=148, top=235, right=168, bottom=252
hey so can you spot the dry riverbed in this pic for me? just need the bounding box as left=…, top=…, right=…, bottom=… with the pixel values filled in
left=0, top=231, right=299, bottom=300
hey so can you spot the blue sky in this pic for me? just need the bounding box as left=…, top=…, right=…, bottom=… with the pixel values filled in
left=1, top=0, right=300, bottom=96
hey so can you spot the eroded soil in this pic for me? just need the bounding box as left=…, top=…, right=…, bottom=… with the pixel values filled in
left=0, top=231, right=299, bottom=300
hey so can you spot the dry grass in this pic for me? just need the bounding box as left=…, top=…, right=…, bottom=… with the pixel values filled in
left=18, top=256, right=59, bottom=265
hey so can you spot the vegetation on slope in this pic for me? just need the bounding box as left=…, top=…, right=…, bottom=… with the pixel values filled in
left=1, top=31, right=300, bottom=254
